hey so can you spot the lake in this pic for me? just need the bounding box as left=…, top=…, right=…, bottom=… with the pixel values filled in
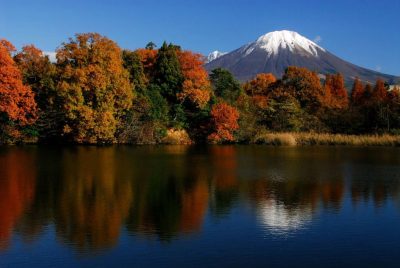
left=1, top=145, right=400, bottom=267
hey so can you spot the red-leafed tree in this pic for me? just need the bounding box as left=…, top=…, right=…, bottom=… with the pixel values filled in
left=325, top=73, right=348, bottom=109
left=243, top=73, right=276, bottom=110
left=0, top=39, right=37, bottom=142
left=332, top=74, right=348, bottom=107
left=135, top=48, right=158, bottom=84
left=208, top=102, right=239, bottom=143
left=0, top=39, right=37, bottom=124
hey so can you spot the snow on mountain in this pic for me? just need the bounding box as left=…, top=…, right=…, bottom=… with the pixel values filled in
left=255, top=30, right=325, bottom=56
left=206, top=50, right=227, bottom=63
left=239, top=30, right=325, bottom=58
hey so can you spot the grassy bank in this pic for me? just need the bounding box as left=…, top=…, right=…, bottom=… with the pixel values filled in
left=252, top=132, right=400, bottom=146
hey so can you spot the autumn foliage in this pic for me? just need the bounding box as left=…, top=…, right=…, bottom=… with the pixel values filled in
left=372, top=79, right=388, bottom=103
left=135, top=48, right=158, bottom=83
left=350, top=78, right=365, bottom=105
left=324, top=74, right=348, bottom=109
left=56, top=33, right=133, bottom=143
left=243, top=73, right=276, bottom=96
left=1, top=33, right=399, bottom=144
left=177, top=50, right=211, bottom=109
left=208, top=103, right=240, bottom=143
left=243, top=73, right=276, bottom=109
left=0, top=39, right=37, bottom=127
left=281, top=66, right=326, bottom=111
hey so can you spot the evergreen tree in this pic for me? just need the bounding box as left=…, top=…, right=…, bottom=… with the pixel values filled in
left=209, top=68, right=242, bottom=104
left=153, top=42, right=184, bottom=102
left=145, top=41, right=157, bottom=50
left=122, top=49, right=146, bottom=92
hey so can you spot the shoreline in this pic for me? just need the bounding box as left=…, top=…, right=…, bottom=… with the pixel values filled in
left=2, top=132, right=400, bottom=147
left=252, top=132, right=400, bottom=147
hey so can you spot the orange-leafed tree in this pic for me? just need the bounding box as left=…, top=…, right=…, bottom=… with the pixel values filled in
left=208, top=102, right=239, bottom=143
left=369, top=79, right=390, bottom=131
left=243, top=73, right=276, bottom=96
left=243, top=73, right=276, bottom=110
left=350, top=77, right=365, bottom=106
left=0, top=39, right=37, bottom=142
left=325, top=73, right=348, bottom=109
left=371, top=79, right=388, bottom=103
left=332, top=73, right=348, bottom=109
left=281, top=66, right=325, bottom=112
left=135, top=48, right=158, bottom=84
left=323, top=74, right=333, bottom=106
left=177, top=50, right=211, bottom=109
left=56, top=33, right=133, bottom=143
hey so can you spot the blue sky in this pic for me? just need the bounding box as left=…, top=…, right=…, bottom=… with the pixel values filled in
left=1, top=0, right=399, bottom=75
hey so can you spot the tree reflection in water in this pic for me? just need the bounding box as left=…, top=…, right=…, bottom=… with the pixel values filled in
left=55, top=147, right=133, bottom=250
left=0, top=148, right=36, bottom=250
left=0, top=146, right=399, bottom=252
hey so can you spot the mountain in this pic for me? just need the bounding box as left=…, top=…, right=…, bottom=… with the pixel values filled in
left=205, top=50, right=227, bottom=63
left=205, top=30, right=399, bottom=85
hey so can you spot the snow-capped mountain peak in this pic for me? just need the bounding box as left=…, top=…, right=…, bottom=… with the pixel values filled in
left=206, top=50, right=227, bottom=63
left=205, top=30, right=398, bottom=85
left=247, top=30, right=325, bottom=57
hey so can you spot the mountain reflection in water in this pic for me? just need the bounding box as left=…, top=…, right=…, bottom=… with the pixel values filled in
left=0, top=145, right=400, bottom=254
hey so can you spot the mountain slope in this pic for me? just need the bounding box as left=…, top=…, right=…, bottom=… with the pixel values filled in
left=205, top=30, right=399, bottom=85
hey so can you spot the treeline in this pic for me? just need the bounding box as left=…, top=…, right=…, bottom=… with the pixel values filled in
left=0, top=33, right=399, bottom=144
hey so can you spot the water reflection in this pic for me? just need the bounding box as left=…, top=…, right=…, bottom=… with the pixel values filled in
left=55, top=147, right=133, bottom=250
left=0, top=146, right=400, bottom=253
left=209, top=146, right=240, bottom=218
left=257, top=201, right=312, bottom=234
left=0, top=148, right=36, bottom=249
left=248, top=177, right=344, bottom=235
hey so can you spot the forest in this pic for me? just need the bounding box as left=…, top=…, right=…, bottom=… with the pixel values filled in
left=1, top=33, right=400, bottom=145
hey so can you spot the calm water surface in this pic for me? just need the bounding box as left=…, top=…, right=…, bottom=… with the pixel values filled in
left=0, top=145, right=400, bottom=267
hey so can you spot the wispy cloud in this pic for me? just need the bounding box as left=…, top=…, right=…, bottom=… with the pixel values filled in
left=43, top=51, right=56, bottom=63
left=313, top=35, right=322, bottom=44
left=375, top=65, right=382, bottom=72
